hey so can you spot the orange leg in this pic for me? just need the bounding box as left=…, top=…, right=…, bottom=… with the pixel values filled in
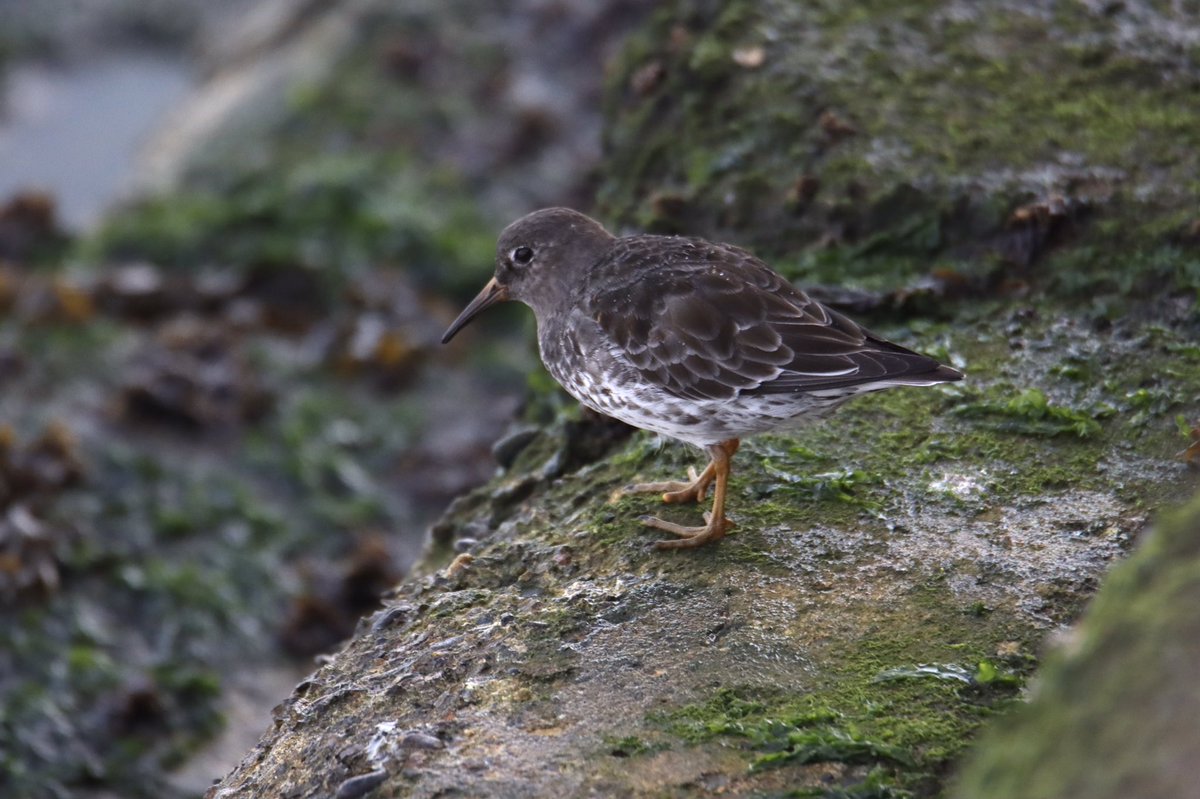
left=636, top=439, right=740, bottom=550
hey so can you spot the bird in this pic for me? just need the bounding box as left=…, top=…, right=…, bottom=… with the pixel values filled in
left=442, top=208, right=962, bottom=550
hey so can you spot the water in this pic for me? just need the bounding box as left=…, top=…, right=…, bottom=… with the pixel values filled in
left=0, top=51, right=192, bottom=230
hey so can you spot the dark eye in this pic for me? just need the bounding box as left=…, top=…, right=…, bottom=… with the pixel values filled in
left=511, top=246, right=534, bottom=265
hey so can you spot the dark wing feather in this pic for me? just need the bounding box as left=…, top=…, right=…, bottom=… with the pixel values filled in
left=587, top=236, right=955, bottom=401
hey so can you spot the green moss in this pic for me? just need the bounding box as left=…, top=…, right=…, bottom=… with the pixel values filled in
left=602, top=735, right=663, bottom=758
left=656, top=686, right=770, bottom=743
left=654, top=687, right=921, bottom=772
left=80, top=153, right=493, bottom=296
left=952, top=388, right=1107, bottom=438
left=599, top=1, right=1200, bottom=304
left=752, top=728, right=912, bottom=771
left=638, top=570, right=1036, bottom=795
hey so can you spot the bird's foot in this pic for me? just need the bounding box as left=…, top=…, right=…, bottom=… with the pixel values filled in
left=623, top=466, right=713, bottom=504
left=638, top=511, right=734, bottom=550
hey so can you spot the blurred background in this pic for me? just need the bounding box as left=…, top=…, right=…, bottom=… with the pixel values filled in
left=0, top=0, right=653, bottom=794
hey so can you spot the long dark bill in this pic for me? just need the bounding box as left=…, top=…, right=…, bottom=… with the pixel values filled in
left=441, top=277, right=510, bottom=343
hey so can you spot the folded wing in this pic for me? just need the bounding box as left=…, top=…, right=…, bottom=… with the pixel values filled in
left=587, top=237, right=958, bottom=402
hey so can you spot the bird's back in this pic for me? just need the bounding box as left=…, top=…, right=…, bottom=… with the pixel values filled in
left=582, top=235, right=959, bottom=400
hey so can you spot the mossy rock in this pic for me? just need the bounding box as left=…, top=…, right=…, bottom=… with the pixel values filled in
left=598, top=0, right=1200, bottom=302
left=206, top=1, right=1200, bottom=796
left=953, top=491, right=1200, bottom=799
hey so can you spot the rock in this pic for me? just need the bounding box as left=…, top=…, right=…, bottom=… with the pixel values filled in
left=491, top=426, right=541, bottom=471
left=954, top=492, right=1200, bottom=799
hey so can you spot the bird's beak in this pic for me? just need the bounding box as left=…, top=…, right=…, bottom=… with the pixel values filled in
left=441, top=277, right=510, bottom=343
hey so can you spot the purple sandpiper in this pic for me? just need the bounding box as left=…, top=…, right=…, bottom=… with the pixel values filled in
left=443, top=208, right=962, bottom=549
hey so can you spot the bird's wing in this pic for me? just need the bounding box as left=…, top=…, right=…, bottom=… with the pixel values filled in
left=587, top=237, right=950, bottom=402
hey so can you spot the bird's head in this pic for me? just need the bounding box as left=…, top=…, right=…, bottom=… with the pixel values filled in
left=441, top=208, right=613, bottom=343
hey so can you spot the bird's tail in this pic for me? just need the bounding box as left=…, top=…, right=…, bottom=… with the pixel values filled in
left=891, top=363, right=964, bottom=386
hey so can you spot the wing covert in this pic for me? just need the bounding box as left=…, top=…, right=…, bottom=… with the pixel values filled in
left=586, top=237, right=943, bottom=402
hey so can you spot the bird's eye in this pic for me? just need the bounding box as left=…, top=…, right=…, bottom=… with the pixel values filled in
left=511, top=246, right=534, bottom=265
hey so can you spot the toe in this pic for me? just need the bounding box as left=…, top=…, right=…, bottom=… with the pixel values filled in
left=653, top=527, right=727, bottom=550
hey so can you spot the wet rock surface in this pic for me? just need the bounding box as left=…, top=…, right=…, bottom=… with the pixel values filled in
left=208, top=397, right=1187, bottom=796
left=954, top=493, right=1200, bottom=799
